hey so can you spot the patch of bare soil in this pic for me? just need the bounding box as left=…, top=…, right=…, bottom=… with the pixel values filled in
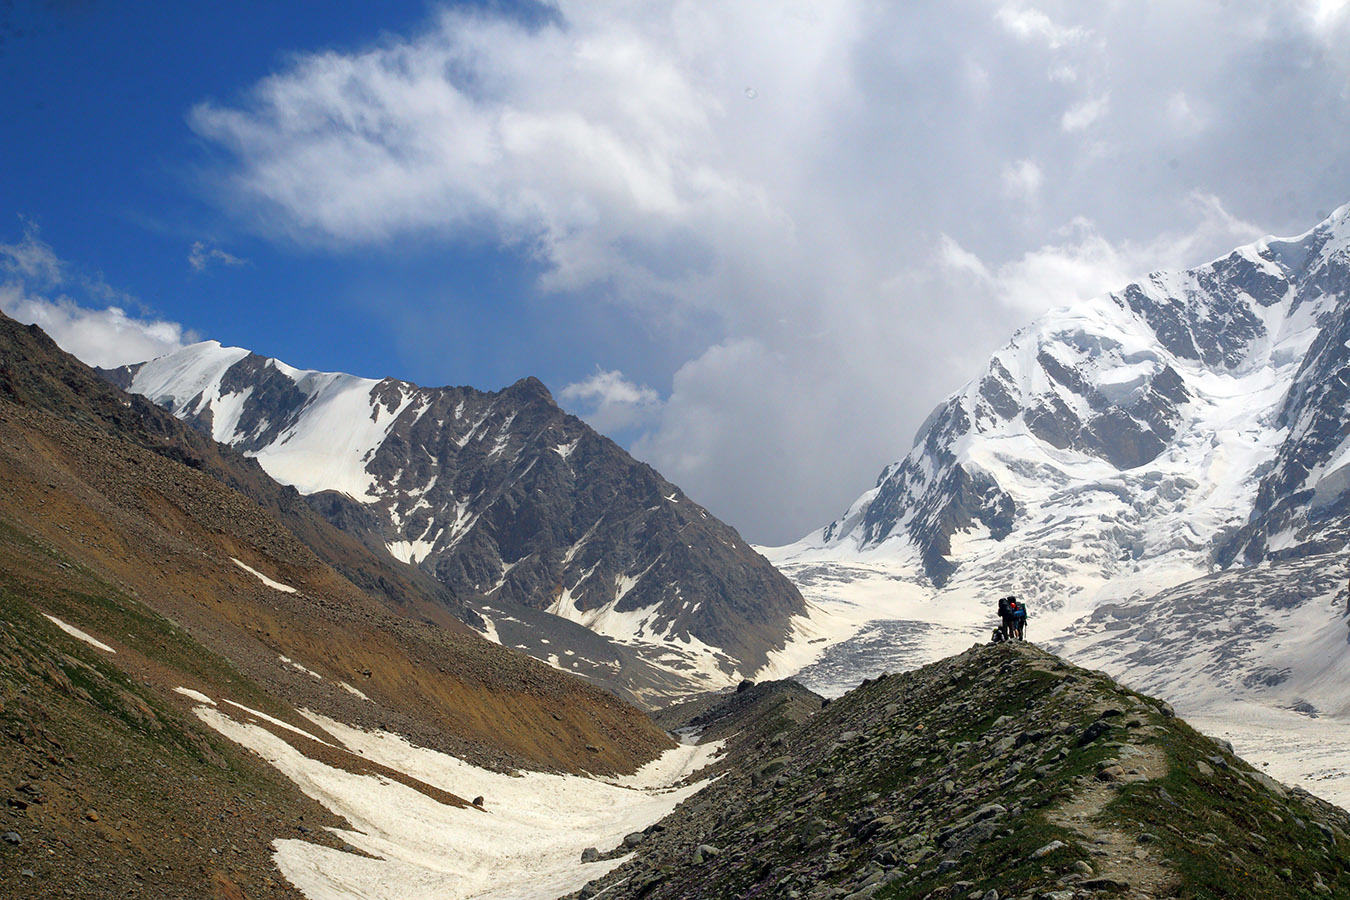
left=1047, top=731, right=1181, bottom=899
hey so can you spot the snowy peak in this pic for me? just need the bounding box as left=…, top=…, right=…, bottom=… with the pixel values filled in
left=805, top=204, right=1350, bottom=603
left=110, top=343, right=807, bottom=703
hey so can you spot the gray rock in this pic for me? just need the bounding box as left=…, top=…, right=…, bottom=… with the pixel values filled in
left=756, top=757, right=792, bottom=781
left=1249, top=771, right=1288, bottom=798
left=1032, top=840, right=1066, bottom=858
left=1083, top=877, right=1132, bottom=891
left=844, top=887, right=881, bottom=900
left=580, top=847, right=600, bottom=863
left=857, top=815, right=893, bottom=840
left=970, top=803, right=1006, bottom=822
left=693, top=844, right=722, bottom=864
left=1077, top=720, right=1111, bottom=746
left=622, top=831, right=645, bottom=848
left=1, top=831, right=19, bottom=846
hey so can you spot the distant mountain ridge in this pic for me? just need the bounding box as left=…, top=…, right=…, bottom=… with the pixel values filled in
left=103, top=346, right=806, bottom=704
left=759, top=204, right=1350, bottom=804
left=790, top=202, right=1350, bottom=608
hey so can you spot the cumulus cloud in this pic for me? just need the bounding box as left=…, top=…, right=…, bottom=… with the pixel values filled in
left=0, top=226, right=192, bottom=368
left=560, top=368, right=662, bottom=433
left=994, top=5, right=1089, bottom=49
left=942, top=194, right=1265, bottom=316
left=188, top=240, right=247, bottom=272
left=1061, top=93, right=1110, bottom=132
left=189, top=1, right=1350, bottom=543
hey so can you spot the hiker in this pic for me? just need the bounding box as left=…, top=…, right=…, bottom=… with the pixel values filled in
left=1009, top=598, right=1028, bottom=641
left=996, top=595, right=1015, bottom=641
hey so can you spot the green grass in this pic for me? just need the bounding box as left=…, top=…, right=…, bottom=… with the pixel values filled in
left=1106, top=720, right=1350, bottom=899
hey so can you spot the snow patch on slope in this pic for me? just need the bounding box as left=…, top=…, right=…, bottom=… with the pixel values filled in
left=43, top=614, right=116, bottom=653
left=231, top=557, right=298, bottom=593
left=191, top=700, right=722, bottom=900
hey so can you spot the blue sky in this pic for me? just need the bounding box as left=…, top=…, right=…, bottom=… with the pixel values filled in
left=0, top=1, right=579, bottom=383
left=3, top=1, right=1350, bottom=543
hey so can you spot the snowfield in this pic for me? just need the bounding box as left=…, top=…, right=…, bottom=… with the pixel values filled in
left=187, top=695, right=723, bottom=900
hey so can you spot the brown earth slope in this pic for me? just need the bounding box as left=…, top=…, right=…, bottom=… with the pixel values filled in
left=0, top=315, right=674, bottom=896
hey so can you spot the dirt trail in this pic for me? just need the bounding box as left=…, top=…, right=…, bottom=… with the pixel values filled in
left=1047, top=732, right=1179, bottom=899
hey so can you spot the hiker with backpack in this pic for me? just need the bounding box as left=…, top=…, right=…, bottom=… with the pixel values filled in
left=993, top=594, right=1028, bottom=642
left=1008, top=597, right=1027, bottom=640
left=996, top=595, right=1014, bottom=642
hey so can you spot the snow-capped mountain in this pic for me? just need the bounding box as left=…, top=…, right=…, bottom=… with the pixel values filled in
left=102, top=350, right=805, bottom=704
left=780, top=202, right=1350, bottom=610
left=759, top=203, right=1350, bottom=799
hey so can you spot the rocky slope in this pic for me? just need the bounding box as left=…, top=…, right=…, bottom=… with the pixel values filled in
left=0, top=312, right=679, bottom=896
left=576, top=642, right=1350, bottom=900
left=103, top=343, right=805, bottom=703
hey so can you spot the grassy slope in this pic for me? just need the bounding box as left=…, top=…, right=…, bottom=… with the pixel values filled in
left=0, top=532, right=349, bottom=900
left=0, top=312, right=673, bottom=776
left=582, top=643, right=1350, bottom=900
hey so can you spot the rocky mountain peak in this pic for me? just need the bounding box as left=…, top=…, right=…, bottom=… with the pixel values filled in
left=501, top=374, right=557, bottom=406
left=111, top=342, right=806, bottom=704
left=794, top=203, right=1350, bottom=605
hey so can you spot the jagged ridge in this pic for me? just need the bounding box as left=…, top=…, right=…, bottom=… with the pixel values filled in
left=104, top=343, right=806, bottom=703
left=794, top=203, right=1350, bottom=612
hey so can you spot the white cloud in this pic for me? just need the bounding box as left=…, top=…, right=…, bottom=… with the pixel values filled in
left=1048, top=63, right=1078, bottom=84
left=1001, top=159, right=1043, bottom=203
left=0, top=227, right=192, bottom=368
left=559, top=368, right=662, bottom=433
left=189, top=240, right=247, bottom=272
left=188, top=1, right=1350, bottom=543
left=1165, top=91, right=1206, bottom=134
left=0, top=221, right=64, bottom=283
left=1306, top=0, right=1350, bottom=35
left=937, top=234, right=992, bottom=280
left=995, top=6, right=1089, bottom=49
left=1061, top=93, right=1110, bottom=132
left=936, top=193, right=1265, bottom=317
